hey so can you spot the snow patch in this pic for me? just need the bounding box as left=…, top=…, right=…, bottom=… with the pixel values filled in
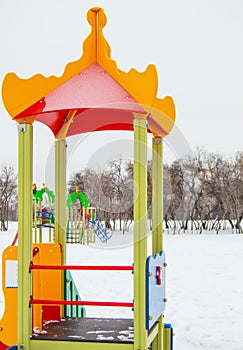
left=118, top=329, right=134, bottom=339
left=43, top=320, right=60, bottom=326
left=87, top=330, right=114, bottom=334
left=33, top=327, right=47, bottom=334
left=68, top=335, right=85, bottom=339
left=97, top=334, right=114, bottom=340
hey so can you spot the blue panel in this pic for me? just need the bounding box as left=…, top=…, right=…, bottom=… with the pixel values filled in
left=146, top=250, right=166, bottom=330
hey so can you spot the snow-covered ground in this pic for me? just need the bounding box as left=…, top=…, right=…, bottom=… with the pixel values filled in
left=1, top=222, right=243, bottom=350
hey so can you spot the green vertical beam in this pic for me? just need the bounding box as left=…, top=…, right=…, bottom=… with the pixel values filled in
left=133, top=118, right=148, bottom=350
left=152, top=136, right=163, bottom=254
left=163, top=327, right=172, bottom=350
left=55, top=140, right=67, bottom=319
left=34, top=200, right=37, bottom=243
left=18, top=123, right=33, bottom=349
left=55, top=140, right=67, bottom=264
left=151, top=137, right=164, bottom=350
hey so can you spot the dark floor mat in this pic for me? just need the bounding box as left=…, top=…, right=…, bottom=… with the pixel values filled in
left=32, top=317, right=134, bottom=343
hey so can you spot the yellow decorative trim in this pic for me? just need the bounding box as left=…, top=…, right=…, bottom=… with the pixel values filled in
left=146, top=96, right=176, bottom=137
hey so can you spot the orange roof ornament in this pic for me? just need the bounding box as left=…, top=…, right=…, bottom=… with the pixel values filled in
left=2, top=7, right=176, bottom=139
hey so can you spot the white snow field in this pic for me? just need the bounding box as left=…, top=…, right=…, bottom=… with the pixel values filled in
left=0, top=222, right=243, bottom=350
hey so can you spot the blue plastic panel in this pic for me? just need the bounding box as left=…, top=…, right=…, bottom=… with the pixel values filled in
left=146, top=250, right=166, bottom=330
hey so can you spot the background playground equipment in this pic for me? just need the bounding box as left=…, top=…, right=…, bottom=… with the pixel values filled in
left=0, top=7, right=176, bottom=350
left=32, top=183, right=55, bottom=243
left=66, top=187, right=112, bottom=244
left=89, top=219, right=112, bottom=243
left=32, top=183, right=112, bottom=245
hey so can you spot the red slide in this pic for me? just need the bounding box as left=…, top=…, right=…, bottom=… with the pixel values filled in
left=11, top=233, right=18, bottom=246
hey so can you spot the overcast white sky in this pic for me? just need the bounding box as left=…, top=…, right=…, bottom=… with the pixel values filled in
left=0, top=0, right=242, bottom=186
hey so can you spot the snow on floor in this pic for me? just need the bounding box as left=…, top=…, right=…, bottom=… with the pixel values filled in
left=1, top=222, right=243, bottom=350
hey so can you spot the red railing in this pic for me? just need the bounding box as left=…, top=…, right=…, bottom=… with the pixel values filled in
left=30, top=299, right=134, bottom=308
left=30, top=263, right=133, bottom=271
left=29, top=263, right=134, bottom=309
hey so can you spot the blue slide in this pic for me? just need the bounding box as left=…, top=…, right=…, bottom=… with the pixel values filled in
left=90, top=220, right=112, bottom=243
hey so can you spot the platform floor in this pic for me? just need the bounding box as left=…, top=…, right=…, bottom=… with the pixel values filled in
left=32, top=318, right=134, bottom=343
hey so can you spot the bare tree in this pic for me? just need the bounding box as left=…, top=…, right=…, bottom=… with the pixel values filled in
left=166, top=160, right=184, bottom=233
left=0, top=164, right=17, bottom=231
left=215, top=152, right=243, bottom=233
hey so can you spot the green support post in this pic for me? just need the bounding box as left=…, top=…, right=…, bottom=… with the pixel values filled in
left=34, top=200, right=37, bottom=243
left=55, top=140, right=67, bottom=263
left=17, top=123, right=33, bottom=349
left=55, top=140, right=67, bottom=318
left=152, top=137, right=163, bottom=254
left=163, top=326, right=172, bottom=350
left=151, top=137, right=164, bottom=349
left=133, top=117, right=148, bottom=350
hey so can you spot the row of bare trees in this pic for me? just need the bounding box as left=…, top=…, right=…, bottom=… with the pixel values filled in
left=0, top=165, right=17, bottom=231
left=164, top=149, right=242, bottom=233
left=68, top=149, right=242, bottom=234
left=1, top=149, right=241, bottom=233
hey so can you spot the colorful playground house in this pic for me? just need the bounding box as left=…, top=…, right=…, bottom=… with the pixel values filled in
left=0, top=7, right=176, bottom=350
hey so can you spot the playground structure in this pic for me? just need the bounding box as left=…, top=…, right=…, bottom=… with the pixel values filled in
left=32, top=183, right=55, bottom=243
left=0, top=7, right=176, bottom=350
left=32, top=183, right=111, bottom=245
left=66, top=188, right=97, bottom=244
left=66, top=186, right=112, bottom=244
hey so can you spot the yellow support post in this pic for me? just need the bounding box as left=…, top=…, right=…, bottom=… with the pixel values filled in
left=163, top=325, right=172, bottom=350
left=38, top=201, right=42, bottom=243
left=55, top=140, right=67, bottom=318
left=17, top=123, right=33, bottom=349
left=151, top=136, right=164, bottom=350
left=152, top=137, right=163, bottom=253
left=55, top=140, right=67, bottom=262
left=133, top=117, right=148, bottom=350
left=34, top=199, right=37, bottom=243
